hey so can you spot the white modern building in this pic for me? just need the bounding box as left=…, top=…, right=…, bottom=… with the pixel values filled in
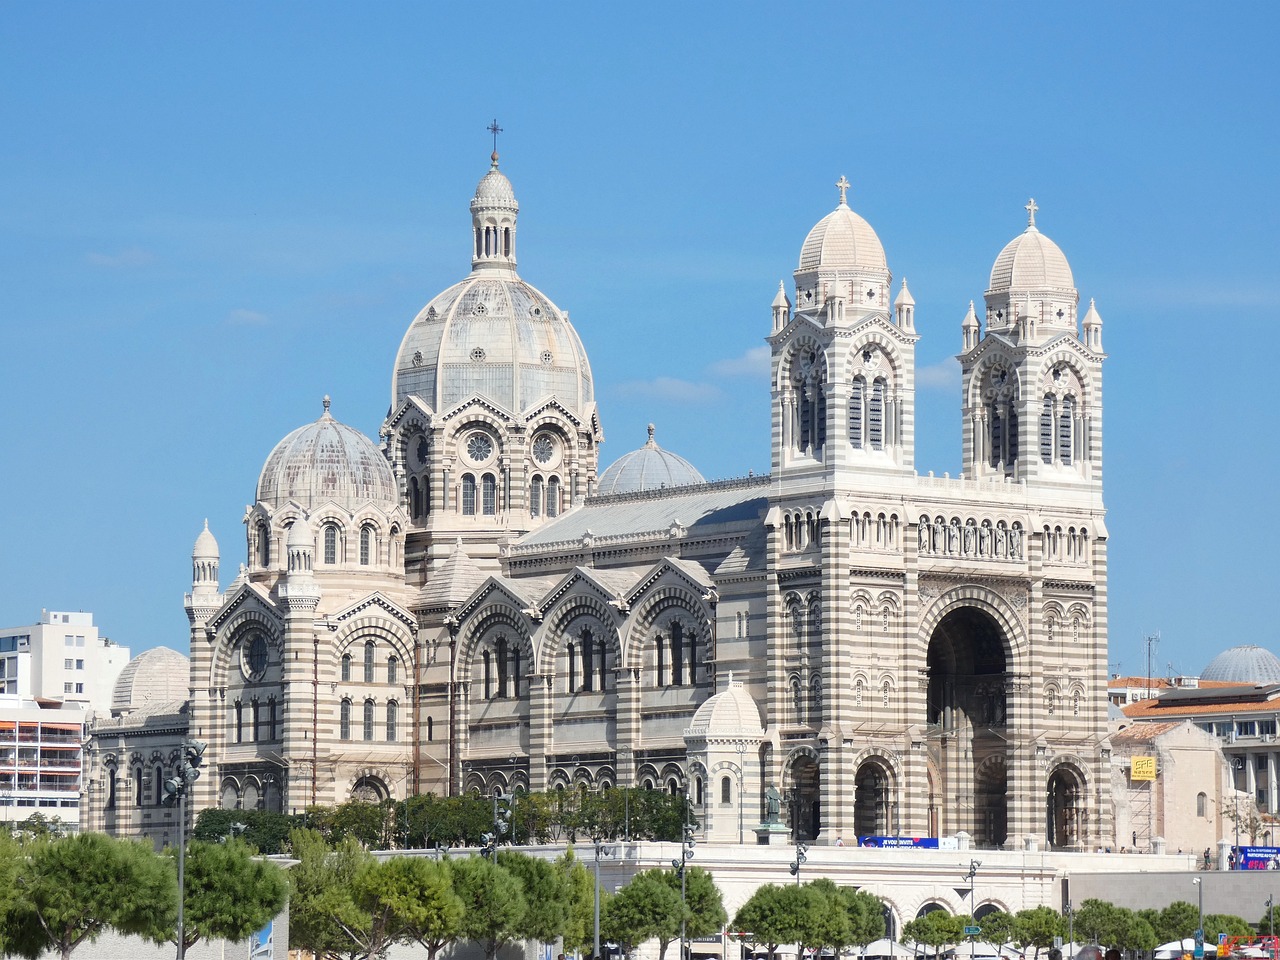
left=0, top=609, right=130, bottom=712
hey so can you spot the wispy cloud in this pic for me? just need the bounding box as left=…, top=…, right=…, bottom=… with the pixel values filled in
left=916, top=357, right=961, bottom=391
left=709, top=345, right=771, bottom=378
left=613, top=377, right=723, bottom=404
left=227, top=308, right=269, bottom=326
left=86, top=247, right=154, bottom=268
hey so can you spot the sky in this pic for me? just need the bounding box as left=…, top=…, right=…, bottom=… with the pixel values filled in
left=2, top=3, right=1278, bottom=679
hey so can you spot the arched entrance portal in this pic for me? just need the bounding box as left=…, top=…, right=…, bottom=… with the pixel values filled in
left=854, top=759, right=894, bottom=837
left=788, top=754, right=821, bottom=842
left=352, top=775, right=389, bottom=802
left=1047, top=765, right=1085, bottom=849
left=926, top=606, right=1009, bottom=848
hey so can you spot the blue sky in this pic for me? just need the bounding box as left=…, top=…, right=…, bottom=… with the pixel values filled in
left=2, top=3, right=1277, bottom=679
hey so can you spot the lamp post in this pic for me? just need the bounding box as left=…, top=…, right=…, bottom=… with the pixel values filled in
left=1233, top=757, right=1246, bottom=868
left=1064, top=901, right=1073, bottom=953
left=1265, top=893, right=1274, bottom=960
left=962, top=859, right=981, bottom=960
left=788, top=841, right=808, bottom=886
left=671, top=793, right=696, bottom=960
left=734, top=740, right=746, bottom=845
left=593, top=839, right=617, bottom=960
left=1192, top=877, right=1204, bottom=959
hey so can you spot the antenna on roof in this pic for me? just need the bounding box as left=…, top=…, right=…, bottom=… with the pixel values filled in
left=1145, top=631, right=1161, bottom=701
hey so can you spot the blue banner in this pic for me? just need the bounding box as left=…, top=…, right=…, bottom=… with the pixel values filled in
left=1239, top=846, right=1280, bottom=870
left=857, top=836, right=939, bottom=848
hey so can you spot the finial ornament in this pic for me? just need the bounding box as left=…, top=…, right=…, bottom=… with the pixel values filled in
left=647, top=423, right=656, bottom=445
left=836, top=175, right=851, bottom=206
left=487, top=119, right=503, bottom=161
left=1025, top=197, right=1039, bottom=228
left=322, top=395, right=331, bottom=415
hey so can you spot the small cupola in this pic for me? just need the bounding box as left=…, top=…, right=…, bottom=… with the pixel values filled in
left=470, top=151, right=519, bottom=273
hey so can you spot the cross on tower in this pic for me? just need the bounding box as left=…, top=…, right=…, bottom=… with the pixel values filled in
left=1025, top=197, right=1039, bottom=227
left=488, top=119, right=503, bottom=153
left=836, top=175, right=851, bottom=205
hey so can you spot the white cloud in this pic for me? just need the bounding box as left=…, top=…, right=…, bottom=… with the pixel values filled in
left=709, top=345, right=771, bottom=378
left=86, top=247, right=154, bottom=268
left=613, top=377, right=722, bottom=404
left=227, top=308, right=269, bottom=326
left=916, top=357, right=961, bottom=391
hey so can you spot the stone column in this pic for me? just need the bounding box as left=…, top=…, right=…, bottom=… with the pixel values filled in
left=527, top=672, right=553, bottom=792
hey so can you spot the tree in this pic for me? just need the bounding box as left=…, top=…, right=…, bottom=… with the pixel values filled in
left=556, top=848, right=597, bottom=955
left=4, top=832, right=177, bottom=960
left=1111, top=910, right=1155, bottom=953
left=732, top=883, right=825, bottom=960
left=614, top=866, right=727, bottom=960
left=403, top=859, right=464, bottom=960
left=803, top=880, right=853, bottom=953
left=602, top=870, right=682, bottom=958
left=287, top=828, right=372, bottom=960
left=903, top=910, right=964, bottom=951
left=1154, top=901, right=1200, bottom=943
left=498, top=851, right=571, bottom=946
left=1073, top=900, right=1122, bottom=946
left=1012, top=906, right=1062, bottom=958
left=0, top=832, right=24, bottom=957
left=452, top=855, right=528, bottom=960
left=977, top=910, right=1014, bottom=949
left=1259, top=902, right=1280, bottom=935
left=1205, top=914, right=1253, bottom=941
left=177, top=840, right=288, bottom=953
left=840, top=888, right=887, bottom=947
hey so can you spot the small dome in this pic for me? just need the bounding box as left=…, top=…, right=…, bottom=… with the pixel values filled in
left=1201, top=645, right=1280, bottom=684
left=988, top=201, right=1074, bottom=293
left=686, top=678, right=765, bottom=739
left=597, top=424, right=705, bottom=495
left=472, top=154, right=517, bottom=208
left=193, top=520, right=219, bottom=560
left=257, top=397, right=397, bottom=512
left=287, top=512, right=314, bottom=549
left=894, top=278, right=915, bottom=307
left=112, top=647, right=190, bottom=715
left=798, top=202, right=887, bottom=273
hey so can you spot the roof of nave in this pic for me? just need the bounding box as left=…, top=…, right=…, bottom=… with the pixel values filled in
left=420, top=540, right=489, bottom=609
left=513, top=475, right=770, bottom=552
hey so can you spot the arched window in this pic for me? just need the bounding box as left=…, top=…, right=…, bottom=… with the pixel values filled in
left=1058, top=395, right=1075, bottom=465
left=363, top=641, right=376, bottom=683
left=363, top=699, right=375, bottom=741
left=426, top=716, right=434, bottom=741
left=547, top=477, right=560, bottom=517
left=341, top=654, right=351, bottom=683
left=154, top=764, right=164, bottom=806
left=106, top=767, right=117, bottom=809
left=268, top=697, right=278, bottom=740
left=481, top=474, right=497, bottom=516
left=671, top=622, right=684, bottom=687
left=1040, top=396, right=1055, bottom=463
left=323, top=524, right=338, bottom=564
left=567, top=642, right=577, bottom=693
left=503, top=226, right=511, bottom=257
left=359, top=526, right=372, bottom=565
left=252, top=698, right=263, bottom=741
left=409, top=477, right=421, bottom=518
left=721, top=775, right=732, bottom=804
left=512, top=647, right=522, bottom=698
left=134, top=765, right=143, bottom=807
left=462, top=474, right=477, bottom=516
left=530, top=476, right=543, bottom=517
left=482, top=651, right=492, bottom=700
left=340, top=699, right=351, bottom=740
left=234, top=700, right=243, bottom=743
left=387, top=656, right=398, bottom=685
left=257, top=522, right=271, bottom=567
left=656, top=628, right=666, bottom=686
left=1197, top=791, right=1207, bottom=817
left=386, top=700, right=398, bottom=742
left=868, top=378, right=886, bottom=450
left=497, top=638, right=509, bottom=698
left=695, top=777, right=704, bottom=806
left=581, top=629, right=595, bottom=692
left=849, top=376, right=865, bottom=448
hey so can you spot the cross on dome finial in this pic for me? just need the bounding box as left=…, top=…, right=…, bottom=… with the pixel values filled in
left=646, top=423, right=656, bottom=446
left=487, top=119, right=503, bottom=166
left=836, top=175, right=851, bottom=206
left=322, top=395, right=331, bottom=417
left=1025, top=197, right=1039, bottom=228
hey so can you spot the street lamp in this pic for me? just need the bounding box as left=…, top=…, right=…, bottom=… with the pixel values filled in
left=672, top=795, right=696, bottom=960
left=1192, top=878, right=1204, bottom=958
left=1064, top=901, right=1073, bottom=953
left=593, top=839, right=617, bottom=960
left=962, top=860, right=981, bottom=960
left=734, top=740, right=746, bottom=845
left=789, top=842, right=808, bottom=886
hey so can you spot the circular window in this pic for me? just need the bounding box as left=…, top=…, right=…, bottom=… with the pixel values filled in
left=532, top=434, right=556, bottom=465
left=540, top=349, right=553, bottom=365
left=467, top=433, right=494, bottom=463
left=414, top=436, right=430, bottom=468
left=470, top=346, right=486, bottom=363
left=242, top=634, right=269, bottom=681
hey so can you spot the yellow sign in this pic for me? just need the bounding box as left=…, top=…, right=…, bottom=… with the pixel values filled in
left=1131, top=756, right=1156, bottom=781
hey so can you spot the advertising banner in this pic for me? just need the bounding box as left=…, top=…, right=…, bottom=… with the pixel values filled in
left=1239, top=846, right=1280, bottom=870
left=857, top=836, right=940, bottom=848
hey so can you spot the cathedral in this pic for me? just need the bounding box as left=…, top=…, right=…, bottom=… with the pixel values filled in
left=86, top=152, right=1112, bottom=851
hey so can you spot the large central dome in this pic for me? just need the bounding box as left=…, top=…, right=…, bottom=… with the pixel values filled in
left=391, top=154, right=595, bottom=420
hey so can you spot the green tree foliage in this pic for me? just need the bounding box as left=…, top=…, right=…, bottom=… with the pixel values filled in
left=288, top=828, right=373, bottom=959
left=1011, top=906, right=1063, bottom=957
left=1073, top=900, right=1122, bottom=946
left=803, top=880, right=853, bottom=952
left=903, top=910, right=964, bottom=949
left=0, top=832, right=24, bottom=957
left=404, top=859, right=465, bottom=960
left=192, top=807, right=298, bottom=854
left=1153, top=901, right=1201, bottom=943
left=324, top=856, right=463, bottom=960
left=177, top=840, right=288, bottom=953
left=977, top=911, right=1014, bottom=948
left=1259, top=902, right=1280, bottom=935
left=1204, top=914, right=1253, bottom=941
left=602, top=869, right=683, bottom=957
left=732, top=883, right=825, bottom=960
left=1113, top=911, right=1156, bottom=953
left=498, top=851, right=570, bottom=945
left=840, top=888, right=888, bottom=947
left=556, top=848, right=597, bottom=954
left=4, top=832, right=177, bottom=960
left=452, top=855, right=529, bottom=960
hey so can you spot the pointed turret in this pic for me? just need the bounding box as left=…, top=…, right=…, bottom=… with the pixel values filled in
left=186, top=519, right=223, bottom=627
left=961, top=300, right=980, bottom=352
left=470, top=151, right=519, bottom=274
left=771, top=280, right=791, bottom=333
left=1082, top=298, right=1103, bottom=351
left=894, top=278, right=916, bottom=333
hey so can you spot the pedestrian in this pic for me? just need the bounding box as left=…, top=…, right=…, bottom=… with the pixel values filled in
left=835, top=835, right=844, bottom=846
left=1203, top=847, right=1212, bottom=869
